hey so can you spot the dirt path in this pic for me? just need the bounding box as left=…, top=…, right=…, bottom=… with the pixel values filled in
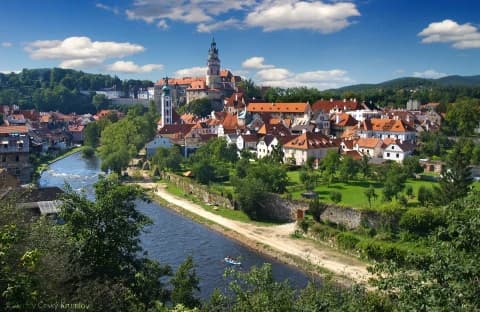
left=137, top=182, right=370, bottom=283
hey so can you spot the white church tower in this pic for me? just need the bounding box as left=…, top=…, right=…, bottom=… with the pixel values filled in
left=206, top=38, right=221, bottom=89
left=161, top=77, right=172, bottom=126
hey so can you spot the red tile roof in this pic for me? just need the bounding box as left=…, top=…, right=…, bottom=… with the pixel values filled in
left=312, top=99, right=361, bottom=113
left=283, top=132, right=337, bottom=150
left=247, top=102, right=310, bottom=113
left=0, top=125, right=28, bottom=134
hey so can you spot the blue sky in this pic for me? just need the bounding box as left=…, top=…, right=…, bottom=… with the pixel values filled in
left=1, top=0, right=479, bottom=89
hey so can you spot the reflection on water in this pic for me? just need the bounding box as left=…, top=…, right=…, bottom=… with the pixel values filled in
left=40, top=152, right=309, bottom=297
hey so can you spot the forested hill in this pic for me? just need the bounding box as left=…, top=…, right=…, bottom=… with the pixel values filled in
left=0, top=68, right=153, bottom=113
left=333, top=75, right=480, bottom=93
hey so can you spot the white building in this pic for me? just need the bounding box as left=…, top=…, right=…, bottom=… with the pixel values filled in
left=383, top=141, right=415, bottom=163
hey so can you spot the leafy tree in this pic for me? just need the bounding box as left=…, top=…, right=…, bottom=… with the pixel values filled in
left=83, top=122, right=101, bottom=147
left=92, top=93, right=109, bottom=112
left=359, top=155, right=370, bottom=178
left=364, top=185, right=378, bottom=209
left=170, top=256, right=201, bottom=309
left=320, top=150, right=340, bottom=184
left=402, top=156, right=423, bottom=177
left=382, top=163, right=407, bottom=201
left=232, top=176, right=267, bottom=220
left=444, top=97, right=480, bottom=136
left=308, top=198, right=328, bottom=222
left=153, top=146, right=183, bottom=173
left=417, top=185, right=434, bottom=207
left=178, top=98, right=213, bottom=117
left=338, top=155, right=359, bottom=183
left=371, top=191, right=480, bottom=311
left=192, top=159, right=216, bottom=184
left=438, top=141, right=473, bottom=203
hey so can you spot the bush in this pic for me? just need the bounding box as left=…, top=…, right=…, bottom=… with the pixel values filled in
left=399, top=208, right=445, bottom=236
left=82, top=146, right=95, bottom=158
left=308, top=198, right=327, bottom=222
left=310, top=223, right=340, bottom=241
left=356, top=239, right=409, bottom=265
left=330, top=191, right=342, bottom=203
left=336, top=232, right=360, bottom=251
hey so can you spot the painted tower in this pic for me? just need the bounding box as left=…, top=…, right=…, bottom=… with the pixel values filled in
left=206, top=38, right=221, bottom=89
left=161, top=77, right=172, bottom=126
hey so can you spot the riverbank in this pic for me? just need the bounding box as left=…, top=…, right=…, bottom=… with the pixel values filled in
left=136, top=182, right=370, bottom=286
left=33, top=146, right=84, bottom=180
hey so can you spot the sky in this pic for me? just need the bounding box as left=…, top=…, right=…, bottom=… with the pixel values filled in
left=1, top=0, right=480, bottom=90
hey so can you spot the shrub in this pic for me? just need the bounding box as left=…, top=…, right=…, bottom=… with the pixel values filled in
left=308, top=198, right=327, bottom=222
left=82, top=146, right=95, bottom=158
left=336, top=232, right=360, bottom=250
left=399, top=208, right=445, bottom=236
left=310, top=223, right=339, bottom=241
left=330, top=191, right=342, bottom=203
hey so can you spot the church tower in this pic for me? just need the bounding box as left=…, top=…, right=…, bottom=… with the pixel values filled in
left=161, top=77, right=172, bottom=126
left=206, top=38, right=221, bottom=89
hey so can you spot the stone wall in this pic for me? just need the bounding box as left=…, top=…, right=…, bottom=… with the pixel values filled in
left=161, top=173, right=388, bottom=228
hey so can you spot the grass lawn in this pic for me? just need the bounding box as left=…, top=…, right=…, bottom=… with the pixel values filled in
left=286, top=170, right=441, bottom=210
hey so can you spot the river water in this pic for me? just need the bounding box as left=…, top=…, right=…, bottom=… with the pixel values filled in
left=39, top=152, right=309, bottom=297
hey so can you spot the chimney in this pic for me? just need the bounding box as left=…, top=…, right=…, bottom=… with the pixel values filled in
left=343, top=98, right=346, bottom=103
left=330, top=98, right=333, bottom=102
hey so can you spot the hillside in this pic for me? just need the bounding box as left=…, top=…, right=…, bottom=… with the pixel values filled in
left=332, top=75, right=480, bottom=93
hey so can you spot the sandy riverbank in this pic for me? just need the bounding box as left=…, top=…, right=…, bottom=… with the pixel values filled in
left=136, top=182, right=370, bottom=285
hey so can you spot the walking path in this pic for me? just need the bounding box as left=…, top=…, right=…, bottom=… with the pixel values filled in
left=137, top=182, right=370, bottom=284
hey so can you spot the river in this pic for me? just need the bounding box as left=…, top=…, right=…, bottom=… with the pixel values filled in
left=39, top=152, right=309, bottom=297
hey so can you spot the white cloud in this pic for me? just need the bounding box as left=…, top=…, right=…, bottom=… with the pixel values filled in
left=0, top=70, right=21, bottom=74
left=197, top=18, right=242, bottom=33
left=413, top=69, right=448, bottom=79
left=126, top=0, right=256, bottom=25
left=96, top=3, right=119, bottom=15
left=157, top=20, right=169, bottom=29
left=174, top=66, right=208, bottom=77
left=25, top=36, right=145, bottom=69
left=419, top=19, right=480, bottom=49
left=242, top=56, right=274, bottom=69
left=124, top=0, right=359, bottom=33
left=245, top=1, right=360, bottom=33
left=257, top=68, right=293, bottom=81
left=106, top=61, right=164, bottom=73
left=1, top=42, right=12, bottom=48
left=254, top=64, right=352, bottom=89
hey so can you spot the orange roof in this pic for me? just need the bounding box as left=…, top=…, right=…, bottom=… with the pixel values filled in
left=362, top=118, right=414, bottom=133
left=356, top=137, right=382, bottom=148
left=68, top=125, right=85, bottom=132
left=312, top=99, right=361, bottom=113
left=332, top=113, right=358, bottom=127
left=220, top=69, right=232, bottom=78
left=187, top=80, right=207, bottom=90
left=247, top=102, right=310, bottom=113
left=156, top=77, right=206, bottom=86
left=283, top=132, right=337, bottom=150
left=180, top=113, right=198, bottom=124
left=0, top=125, right=28, bottom=134
left=222, top=112, right=238, bottom=130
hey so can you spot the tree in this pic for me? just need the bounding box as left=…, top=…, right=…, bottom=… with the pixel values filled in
left=233, top=176, right=267, bottom=220
left=308, top=198, right=327, bottom=222
left=444, top=97, right=480, bottom=136
left=403, top=156, right=423, bottom=177
left=153, top=146, right=182, bottom=172
left=371, top=191, right=480, bottom=311
left=170, top=256, right=200, bottom=309
left=60, top=176, right=172, bottom=309
left=178, top=98, right=213, bottom=117
left=438, top=141, right=473, bottom=203
left=83, top=122, right=100, bottom=147
left=417, top=185, right=434, bottom=207
left=359, top=155, right=370, bottom=178
left=92, top=94, right=109, bottom=112
left=382, top=163, right=407, bottom=201
left=320, top=150, right=340, bottom=184
left=364, top=185, right=378, bottom=209
left=338, top=155, right=359, bottom=183
left=192, top=159, right=216, bottom=184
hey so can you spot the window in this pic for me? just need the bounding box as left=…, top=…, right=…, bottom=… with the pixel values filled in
left=1, top=156, right=5, bottom=162
left=396, top=153, right=399, bottom=158
left=14, top=168, right=20, bottom=176
left=387, top=153, right=390, bottom=157
left=15, top=155, right=19, bottom=162
left=392, top=146, right=394, bottom=150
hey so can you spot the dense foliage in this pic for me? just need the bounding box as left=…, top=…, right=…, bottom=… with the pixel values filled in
left=0, top=68, right=152, bottom=113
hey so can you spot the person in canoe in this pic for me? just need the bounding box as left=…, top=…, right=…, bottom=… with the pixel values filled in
left=224, top=256, right=241, bottom=265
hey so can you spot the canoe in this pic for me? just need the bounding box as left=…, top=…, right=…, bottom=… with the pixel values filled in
left=224, top=257, right=241, bottom=265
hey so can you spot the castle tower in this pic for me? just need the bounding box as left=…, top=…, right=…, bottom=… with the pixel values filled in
left=206, top=38, right=221, bottom=89
left=161, top=77, right=172, bottom=126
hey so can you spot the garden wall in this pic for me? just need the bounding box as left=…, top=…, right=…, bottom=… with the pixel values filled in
left=161, top=173, right=387, bottom=228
